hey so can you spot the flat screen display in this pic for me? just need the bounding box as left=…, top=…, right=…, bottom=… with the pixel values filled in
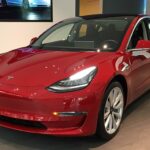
left=0, top=0, right=52, bottom=21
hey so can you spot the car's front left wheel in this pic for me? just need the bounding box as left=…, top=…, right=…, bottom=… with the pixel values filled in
left=96, top=82, right=125, bottom=141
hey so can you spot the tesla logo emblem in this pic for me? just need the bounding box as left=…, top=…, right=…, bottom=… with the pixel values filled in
left=7, top=76, right=14, bottom=80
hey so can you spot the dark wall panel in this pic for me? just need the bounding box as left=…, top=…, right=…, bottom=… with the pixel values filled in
left=103, top=0, right=146, bottom=14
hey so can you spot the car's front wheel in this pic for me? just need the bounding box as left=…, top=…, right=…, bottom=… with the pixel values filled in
left=96, top=82, right=124, bottom=141
left=1, top=0, right=7, bottom=7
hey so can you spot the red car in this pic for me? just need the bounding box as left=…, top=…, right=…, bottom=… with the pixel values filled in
left=0, top=14, right=149, bottom=141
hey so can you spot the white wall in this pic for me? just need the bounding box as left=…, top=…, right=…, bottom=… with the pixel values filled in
left=0, top=0, right=75, bottom=53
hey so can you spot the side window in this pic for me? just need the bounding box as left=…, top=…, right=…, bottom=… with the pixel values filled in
left=128, top=21, right=148, bottom=49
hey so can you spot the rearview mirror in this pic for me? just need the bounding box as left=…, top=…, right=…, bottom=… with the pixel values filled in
left=136, top=40, right=150, bottom=49
left=30, top=37, right=37, bottom=45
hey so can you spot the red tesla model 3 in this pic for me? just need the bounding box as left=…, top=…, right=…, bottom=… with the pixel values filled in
left=0, top=14, right=149, bottom=140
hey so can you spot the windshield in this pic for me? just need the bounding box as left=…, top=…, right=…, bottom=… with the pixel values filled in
left=31, top=16, right=134, bottom=52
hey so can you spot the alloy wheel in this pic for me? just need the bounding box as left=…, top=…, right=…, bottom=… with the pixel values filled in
left=104, top=87, right=124, bottom=134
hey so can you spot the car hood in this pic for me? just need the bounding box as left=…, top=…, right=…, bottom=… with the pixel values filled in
left=0, top=48, right=110, bottom=87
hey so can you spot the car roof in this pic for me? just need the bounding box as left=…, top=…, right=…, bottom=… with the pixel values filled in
left=80, top=14, right=146, bottom=20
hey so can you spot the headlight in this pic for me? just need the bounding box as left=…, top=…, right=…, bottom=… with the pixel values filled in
left=47, top=66, right=97, bottom=92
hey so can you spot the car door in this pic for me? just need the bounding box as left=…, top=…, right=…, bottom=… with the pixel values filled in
left=126, top=19, right=150, bottom=101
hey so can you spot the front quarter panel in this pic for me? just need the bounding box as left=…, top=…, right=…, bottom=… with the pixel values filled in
left=93, top=52, right=132, bottom=108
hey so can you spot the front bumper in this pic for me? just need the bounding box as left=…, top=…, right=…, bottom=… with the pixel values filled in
left=0, top=84, right=103, bottom=136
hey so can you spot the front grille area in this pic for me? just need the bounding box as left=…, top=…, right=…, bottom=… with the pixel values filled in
left=0, top=115, right=47, bottom=130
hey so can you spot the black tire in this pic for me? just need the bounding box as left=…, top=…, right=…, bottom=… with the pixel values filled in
left=96, top=82, right=125, bottom=141
left=23, top=0, right=30, bottom=10
left=1, top=0, right=7, bottom=7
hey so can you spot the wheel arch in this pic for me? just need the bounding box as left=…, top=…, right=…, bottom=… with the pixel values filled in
left=96, top=74, right=128, bottom=139
left=107, top=74, right=128, bottom=107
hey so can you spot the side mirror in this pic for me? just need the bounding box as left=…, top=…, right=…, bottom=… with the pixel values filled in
left=136, top=40, right=150, bottom=49
left=30, top=37, right=37, bottom=45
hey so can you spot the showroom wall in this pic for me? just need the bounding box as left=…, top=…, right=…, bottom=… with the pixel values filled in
left=0, top=0, right=75, bottom=53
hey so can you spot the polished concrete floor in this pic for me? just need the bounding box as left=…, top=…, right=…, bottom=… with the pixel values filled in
left=0, top=91, right=150, bottom=150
